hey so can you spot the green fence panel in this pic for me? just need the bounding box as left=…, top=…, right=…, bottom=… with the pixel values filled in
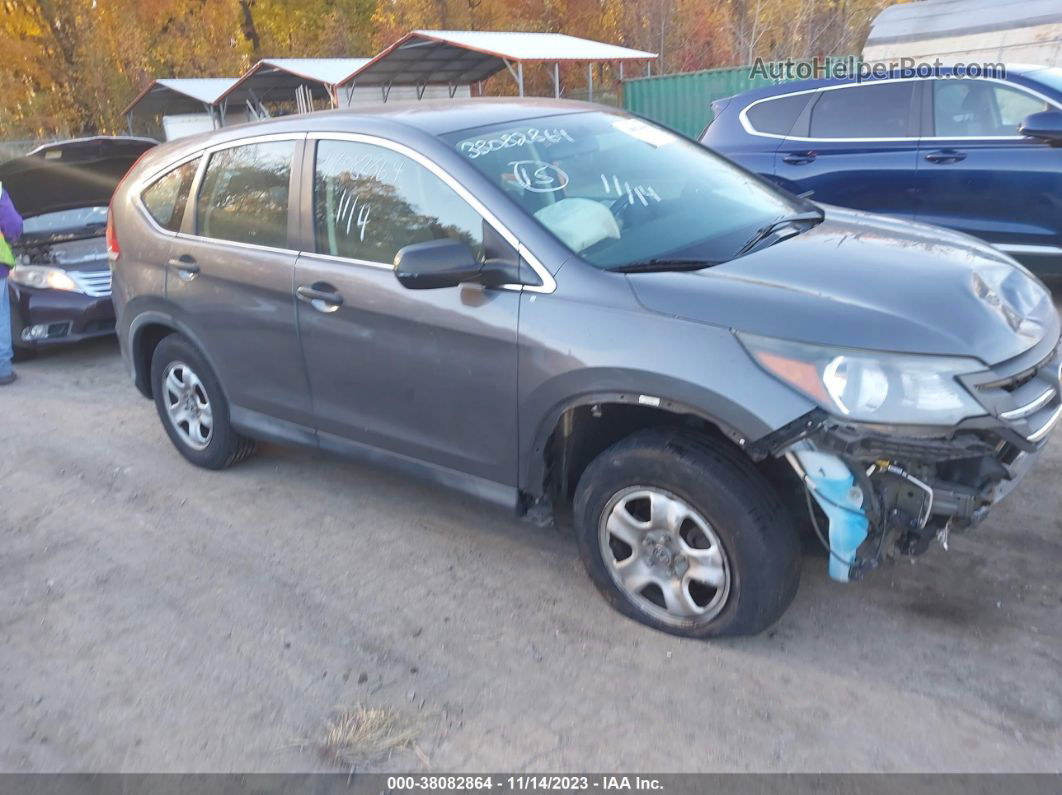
left=622, top=59, right=857, bottom=138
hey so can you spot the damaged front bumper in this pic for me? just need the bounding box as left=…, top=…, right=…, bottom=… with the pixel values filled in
left=755, top=339, right=1062, bottom=582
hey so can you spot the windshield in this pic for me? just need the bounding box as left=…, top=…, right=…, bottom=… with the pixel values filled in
left=444, top=111, right=803, bottom=269
left=22, top=206, right=108, bottom=237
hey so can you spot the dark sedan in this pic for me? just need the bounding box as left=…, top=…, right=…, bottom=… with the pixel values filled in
left=1, top=136, right=156, bottom=359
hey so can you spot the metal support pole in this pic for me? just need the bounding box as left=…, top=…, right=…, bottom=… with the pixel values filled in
left=588, top=63, right=593, bottom=102
left=553, top=63, right=560, bottom=98
left=126, top=112, right=134, bottom=135
left=646, top=61, right=651, bottom=77
left=619, top=62, right=624, bottom=81
left=517, top=62, right=524, bottom=96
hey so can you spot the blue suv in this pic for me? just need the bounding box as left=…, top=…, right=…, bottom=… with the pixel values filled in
left=702, top=66, right=1062, bottom=274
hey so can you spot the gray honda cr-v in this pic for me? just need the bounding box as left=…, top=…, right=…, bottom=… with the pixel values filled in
left=110, top=99, right=1061, bottom=638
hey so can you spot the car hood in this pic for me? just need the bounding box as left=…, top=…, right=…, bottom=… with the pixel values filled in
left=626, top=205, right=1059, bottom=366
left=0, top=137, right=156, bottom=221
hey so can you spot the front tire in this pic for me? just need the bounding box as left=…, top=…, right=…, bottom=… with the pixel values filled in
left=150, top=334, right=255, bottom=470
left=573, top=430, right=800, bottom=638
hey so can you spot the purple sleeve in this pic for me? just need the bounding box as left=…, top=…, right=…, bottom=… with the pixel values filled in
left=0, top=189, right=24, bottom=242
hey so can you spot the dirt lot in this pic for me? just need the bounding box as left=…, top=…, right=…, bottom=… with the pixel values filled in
left=2, top=324, right=1061, bottom=773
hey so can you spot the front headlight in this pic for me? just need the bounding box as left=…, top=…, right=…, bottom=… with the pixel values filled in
left=738, top=333, right=986, bottom=425
left=10, top=265, right=80, bottom=292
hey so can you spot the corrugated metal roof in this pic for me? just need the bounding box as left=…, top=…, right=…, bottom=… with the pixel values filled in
left=154, top=78, right=240, bottom=104
left=408, top=30, right=657, bottom=61
left=258, top=58, right=371, bottom=85
left=339, top=30, right=657, bottom=89
left=867, top=0, right=1062, bottom=45
left=123, top=78, right=239, bottom=117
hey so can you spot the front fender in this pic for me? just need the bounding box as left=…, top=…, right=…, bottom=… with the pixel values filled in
left=518, top=367, right=809, bottom=496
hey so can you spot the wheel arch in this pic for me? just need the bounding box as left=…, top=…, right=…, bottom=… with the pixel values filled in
left=128, top=311, right=229, bottom=402
left=521, top=389, right=764, bottom=508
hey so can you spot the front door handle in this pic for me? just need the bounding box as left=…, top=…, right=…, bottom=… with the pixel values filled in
left=924, top=149, right=967, bottom=164
left=167, top=255, right=200, bottom=281
left=783, top=151, right=817, bottom=165
left=297, top=283, right=344, bottom=313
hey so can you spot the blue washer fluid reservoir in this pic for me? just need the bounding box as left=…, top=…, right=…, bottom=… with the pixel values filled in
left=792, top=450, right=869, bottom=582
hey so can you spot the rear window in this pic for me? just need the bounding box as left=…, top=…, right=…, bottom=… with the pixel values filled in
left=745, top=94, right=811, bottom=135
left=141, top=158, right=199, bottom=232
left=808, top=82, right=914, bottom=139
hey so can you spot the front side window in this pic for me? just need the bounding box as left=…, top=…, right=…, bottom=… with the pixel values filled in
left=313, top=140, right=484, bottom=264
left=933, top=79, right=1051, bottom=137
left=808, top=82, right=914, bottom=138
left=746, top=94, right=812, bottom=135
left=142, top=158, right=200, bottom=232
left=195, top=141, right=294, bottom=248
left=445, top=111, right=801, bottom=269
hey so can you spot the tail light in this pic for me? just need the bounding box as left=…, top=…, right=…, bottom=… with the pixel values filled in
left=106, top=201, right=120, bottom=262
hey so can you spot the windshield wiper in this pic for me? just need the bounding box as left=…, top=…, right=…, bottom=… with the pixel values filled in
left=610, top=258, right=720, bottom=274
left=735, top=209, right=825, bottom=257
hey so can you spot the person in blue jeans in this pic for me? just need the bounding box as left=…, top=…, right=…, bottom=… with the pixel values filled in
left=0, top=181, right=24, bottom=385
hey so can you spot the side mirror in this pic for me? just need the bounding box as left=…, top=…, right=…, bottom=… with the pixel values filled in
left=394, top=238, right=481, bottom=290
left=1018, top=110, right=1062, bottom=144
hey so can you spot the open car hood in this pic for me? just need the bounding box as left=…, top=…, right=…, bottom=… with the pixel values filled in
left=0, top=136, right=156, bottom=220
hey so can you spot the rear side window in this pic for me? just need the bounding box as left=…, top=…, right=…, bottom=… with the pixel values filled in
left=745, top=94, right=811, bottom=135
left=141, top=158, right=199, bottom=232
left=195, top=141, right=295, bottom=249
left=808, top=82, right=914, bottom=139
left=313, top=139, right=484, bottom=264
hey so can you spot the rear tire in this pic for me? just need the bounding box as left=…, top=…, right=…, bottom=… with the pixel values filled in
left=150, top=334, right=255, bottom=470
left=573, top=430, right=801, bottom=638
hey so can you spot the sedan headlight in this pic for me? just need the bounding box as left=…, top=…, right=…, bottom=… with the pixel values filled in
left=738, top=333, right=986, bottom=425
left=10, top=265, right=80, bottom=292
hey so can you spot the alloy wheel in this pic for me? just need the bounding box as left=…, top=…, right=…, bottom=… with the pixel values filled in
left=599, top=486, right=731, bottom=626
left=162, top=361, right=213, bottom=451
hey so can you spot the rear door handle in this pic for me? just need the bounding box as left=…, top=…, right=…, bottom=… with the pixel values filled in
left=297, top=283, right=344, bottom=313
left=924, top=149, right=967, bottom=164
left=167, top=255, right=199, bottom=281
left=783, top=151, right=817, bottom=165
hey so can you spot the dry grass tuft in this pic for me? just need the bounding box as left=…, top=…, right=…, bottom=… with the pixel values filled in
left=317, top=705, right=422, bottom=767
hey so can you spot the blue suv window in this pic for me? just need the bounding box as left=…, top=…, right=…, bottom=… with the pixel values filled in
left=808, top=82, right=914, bottom=139
left=746, top=94, right=812, bottom=135
left=932, top=79, right=1050, bottom=137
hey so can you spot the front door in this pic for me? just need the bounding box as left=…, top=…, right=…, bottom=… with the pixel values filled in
left=774, top=80, right=921, bottom=219
left=915, top=78, right=1062, bottom=272
left=294, top=137, right=521, bottom=486
left=167, top=137, right=313, bottom=427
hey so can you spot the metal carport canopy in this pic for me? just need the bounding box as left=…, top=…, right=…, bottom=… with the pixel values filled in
left=122, top=78, right=239, bottom=118
left=338, top=30, right=657, bottom=96
left=219, top=58, right=371, bottom=108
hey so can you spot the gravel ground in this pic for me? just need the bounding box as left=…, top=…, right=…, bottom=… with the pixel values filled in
left=1, top=324, right=1061, bottom=773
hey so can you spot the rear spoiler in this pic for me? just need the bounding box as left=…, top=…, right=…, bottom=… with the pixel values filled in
left=698, top=96, right=735, bottom=140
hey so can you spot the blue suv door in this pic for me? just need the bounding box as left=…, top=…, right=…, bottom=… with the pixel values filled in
left=915, top=77, right=1062, bottom=274
left=773, top=81, right=921, bottom=219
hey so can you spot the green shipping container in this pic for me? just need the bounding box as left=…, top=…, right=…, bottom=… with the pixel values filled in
left=622, top=66, right=780, bottom=138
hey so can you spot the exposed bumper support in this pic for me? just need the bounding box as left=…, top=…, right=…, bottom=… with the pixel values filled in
left=779, top=415, right=1048, bottom=582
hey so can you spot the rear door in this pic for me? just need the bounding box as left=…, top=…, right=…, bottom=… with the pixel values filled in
left=292, top=135, right=521, bottom=489
left=915, top=77, right=1062, bottom=270
left=774, top=81, right=921, bottom=218
left=167, top=135, right=314, bottom=429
